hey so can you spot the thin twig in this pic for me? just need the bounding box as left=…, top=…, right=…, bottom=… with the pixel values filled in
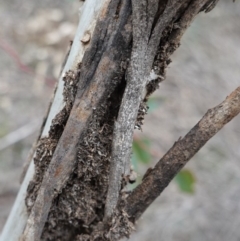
left=125, top=86, right=240, bottom=221
left=0, top=40, right=56, bottom=87
left=0, top=120, right=41, bottom=151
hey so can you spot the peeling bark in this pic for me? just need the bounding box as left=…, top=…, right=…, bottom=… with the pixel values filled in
left=22, top=1, right=132, bottom=240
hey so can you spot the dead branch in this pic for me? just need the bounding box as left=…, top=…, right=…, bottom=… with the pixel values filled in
left=21, top=1, right=132, bottom=240
left=1, top=0, right=224, bottom=240
left=125, top=86, right=240, bottom=221
left=105, top=0, right=186, bottom=220
left=105, top=0, right=218, bottom=221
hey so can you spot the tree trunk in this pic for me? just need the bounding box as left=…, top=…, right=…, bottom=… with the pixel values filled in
left=3, top=0, right=240, bottom=241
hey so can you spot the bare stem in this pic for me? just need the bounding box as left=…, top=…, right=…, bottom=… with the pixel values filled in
left=125, top=86, right=240, bottom=221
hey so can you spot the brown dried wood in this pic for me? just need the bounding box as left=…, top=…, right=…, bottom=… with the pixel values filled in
left=125, top=86, right=240, bottom=221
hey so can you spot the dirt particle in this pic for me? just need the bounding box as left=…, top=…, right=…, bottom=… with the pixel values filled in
left=81, top=32, right=91, bottom=44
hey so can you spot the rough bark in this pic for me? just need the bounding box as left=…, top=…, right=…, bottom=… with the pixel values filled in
left=22, top=0, right=221, bottom=240
left=3, top=1, right=234, bottom=241
left=105, top=0, right=219, bottom=222
left=22, top=1, right=132, bottom=240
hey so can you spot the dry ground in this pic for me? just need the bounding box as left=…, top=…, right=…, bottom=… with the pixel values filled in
left=0, top=1, right=240, bottom=240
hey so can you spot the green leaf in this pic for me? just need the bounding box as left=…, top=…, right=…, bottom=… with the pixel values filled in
left=147, top=97, right=166, bottom=113
left=175, top=169, right=196, bottom=194
left=131, top=151, right=139, bottom=170
left=132, top=138, right=151, bottom=164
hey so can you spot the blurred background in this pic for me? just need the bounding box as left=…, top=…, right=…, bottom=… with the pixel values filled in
left=0, top=0, right=240, bottom=240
